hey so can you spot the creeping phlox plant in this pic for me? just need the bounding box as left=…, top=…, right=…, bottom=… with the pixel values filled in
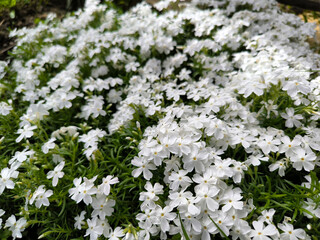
left=0, top=0, right=320, bottom=239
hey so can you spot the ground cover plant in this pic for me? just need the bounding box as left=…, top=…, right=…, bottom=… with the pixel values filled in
left=0, top=0, right=86, bottom=60
left=0, top=0, right=320, bottom=239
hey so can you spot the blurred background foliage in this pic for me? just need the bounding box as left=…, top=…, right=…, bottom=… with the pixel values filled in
left=112, top=0, right=143, bottom=12
left=0, top=0, right=319, bottom=60
left=0, top=0, right=85, bottom=11
left=0, top=0, right=145, bottom=12
left=0, top=0, right=146, bottom=60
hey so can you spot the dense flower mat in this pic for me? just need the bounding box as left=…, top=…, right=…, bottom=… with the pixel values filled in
left=0, top=0, right=320, bottom=239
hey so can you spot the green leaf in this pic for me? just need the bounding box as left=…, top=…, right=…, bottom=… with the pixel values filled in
left=208, top=215, right=231, bottom=240
left=34, top=18, right=41, bottom=25
left=172, top=234, right=182, bottom=240
left=58, top=197, right=66, bottom=217
left=178, top=213, right=190, bottom=240
left=0, top=0, right=16, bottom=8
left=269, top=199, right=292, bottom=211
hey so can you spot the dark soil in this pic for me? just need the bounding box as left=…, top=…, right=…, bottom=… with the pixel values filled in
left=0, top=0, right=85, bottom=60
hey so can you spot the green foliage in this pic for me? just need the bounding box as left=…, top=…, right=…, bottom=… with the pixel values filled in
left=112, top=0, right=142, bottom=12
left=208, top=215, right=231, bottom=240
left=0, top=0, right=16, bottom=8
left=178, top=213, right=190, bottom=240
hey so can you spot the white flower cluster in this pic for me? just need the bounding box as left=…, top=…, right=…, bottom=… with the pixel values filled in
left=0, top=0, right=320, bottom=239
left=79, top=129, right=107, bottom=159
left=69, top=175, right=119, bottom=239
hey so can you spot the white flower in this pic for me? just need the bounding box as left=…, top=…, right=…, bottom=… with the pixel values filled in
left=69, top=177, right=83, bottom=202
left=154, top=0, right=175, bottom=11
left=16, top=124, right=37, bottom=143
left=108, top=89, right=122, bottom=103
left=193, top=169, right=218, bottom=191
left=180, top=212, right=202, bottom=234
left=0, top=209, right=5, bottom=228
left=210, top=211, right=233, bottom=237
left=136, top=208, right=158, bottom=229
left=269, top=159, right=287, bottom=176
left=221, top=187, right=243, bottom=212
left=299, top=135, right=320, bottom=151
left=0, top=167, right=19, bottom=194
left=5, top=2, right=320, bottom=240
left=232, top=161, right=247, bottom=183
left=249, top=220, right=278, bottom=240
left=238, top=80, right=266, bottom=98
left=168, top=169, right=192, bottom=191
left=182, top=147, right=209, bottom=173
left=258, top=209, right=276, bottom=224
left=69, top=176, right=97, bottom=205
left=212, top=158, right=234, bottom=178
left=80, top=95, right=106, bottom=120
left=149, top=144, right=167, bottom=166
left=98, top=175, right=119, bottom=196
left=78, top=129, right=106, bottom=159
left=0, top=61, right=7, bottom=79
left=107, top=227, right=125, bottom=240
left=74, top=211, right=86, bottom=230
left=282, top=81, right=310, bottom=97
left=79, top=129, right=107, bottom=148
left=84, top=217, right=104, bottom=240
left=131, top=156, right=157, bottom=180
left=290, top=148, right=316, bottom=171
left=279, top=136, right=301, bottom=157
left=91, top=195, right=116, bottom=219
left=52, top=126, right=79, bottom=139
left=231, top=219, right=252, bottom=240
left=178, top=68, right=191, bottom=81
left=302, top=198, right=320, bottom=218
left=194, top=185, right=220, bottom=211
left=0, top=102, right=13, bottom=116
left=47, top=161, right=65, bottom=187
left=9, top=148, right=35, bottom=165
left=257, top=135, right=280, bottom=155
left=41, top=137, right=56, bottom=154
left=168, top=188, right=192, bottom=208
left=5, top=215, right=27, bottom=239
left=97, top=217, right=111, bottom=238
left=280, top=108, right=303, bottom=128
left=139, top=182, right=163, bottom=210
left=155, top=206, right=176, bottom=232
left=246, top=154, right=269, bottom=167
left=181, top=195, right=201, bottom=216
left=235, top=131, right=256, bottom=149
left=29, top=185, right=53, bottom=208
left=200, top=217, right=216, bottom=240
left=26, top=101, right=49, bottom=121
left=260, top=100, right=278, bottom=118
left=170, top=136, right=192, bottom=157
left=159, top=133, right=177, bottom=156
left=278, top=222, right=307, bottom=240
